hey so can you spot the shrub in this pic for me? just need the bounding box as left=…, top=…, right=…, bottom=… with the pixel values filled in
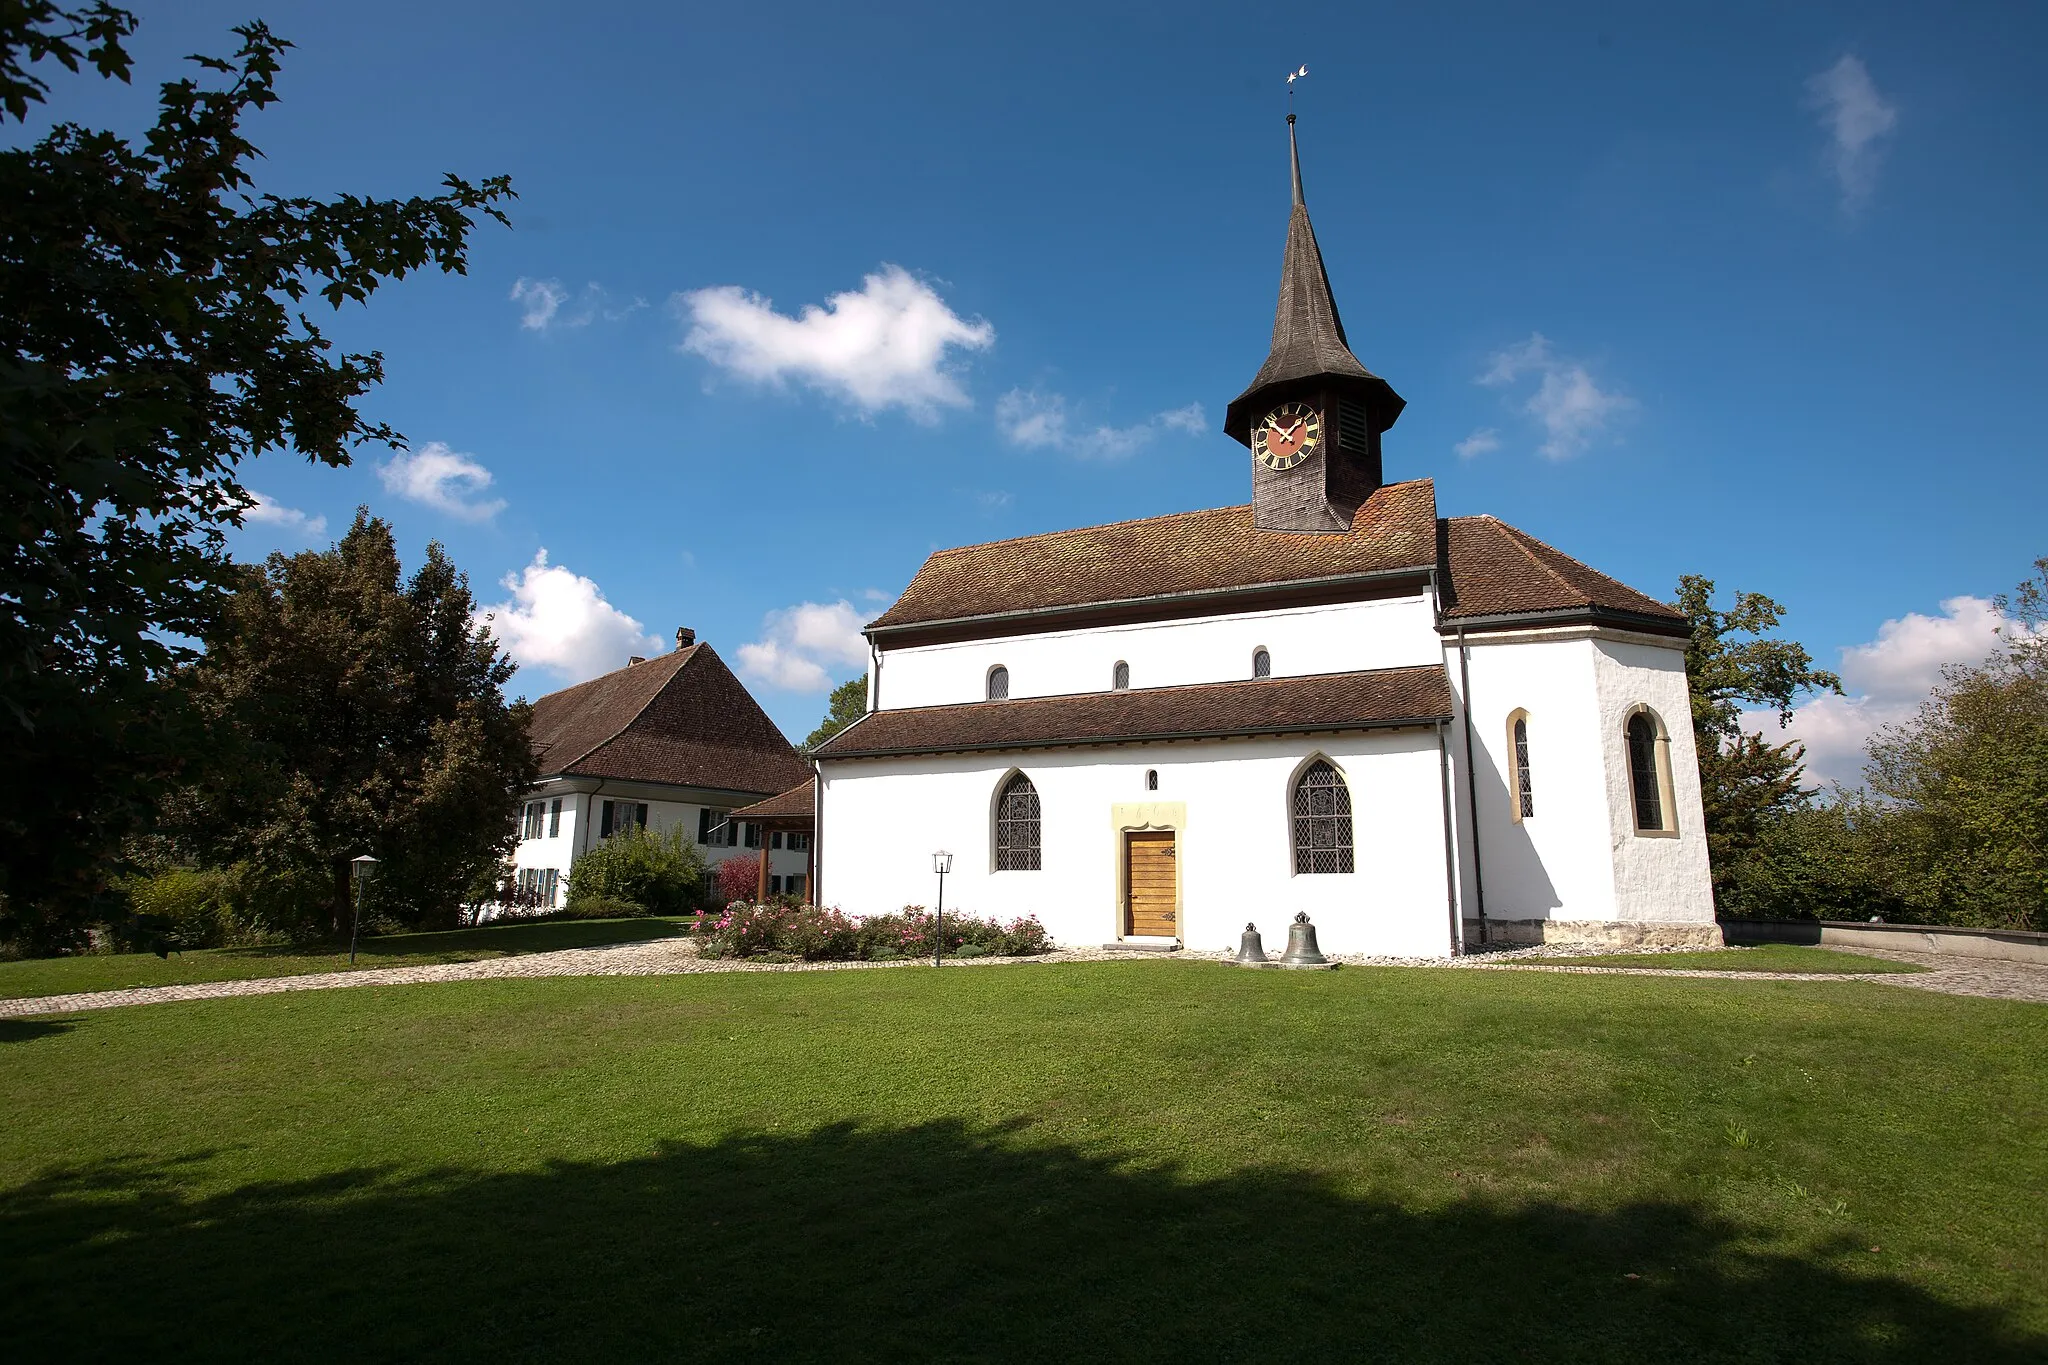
left=695, top=902, right=1051, bottom=962
left=565, top=826, right=706, bottom=917
left=713, top=854, right=762, bottom=905
left=560, top=895, right=649, bottom=921
left=123, top=867, right=239, bottom=950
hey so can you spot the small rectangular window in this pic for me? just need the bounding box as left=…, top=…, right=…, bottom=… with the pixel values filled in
left=788, top=832, right=811, bottom=852
left=785, top=873, right=806, bottom=898
left=521, top=802, right=544, bottom=841
left=548, top=798, right=562, bottom=838
left=743, top=822, right=760, bottom=849
left=769, top=875, right=783, bottom=895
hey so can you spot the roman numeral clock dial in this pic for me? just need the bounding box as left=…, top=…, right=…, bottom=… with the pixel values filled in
left=1253, top=401, right=1320, bottom=471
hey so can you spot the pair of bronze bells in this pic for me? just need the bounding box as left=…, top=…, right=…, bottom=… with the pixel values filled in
left=1236, top=912, right=1337, bottom=970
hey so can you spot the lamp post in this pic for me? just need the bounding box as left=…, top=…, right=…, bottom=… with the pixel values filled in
left=931, top=850, right=952, bottom=968
left=348, top=855, right=379, bottom=965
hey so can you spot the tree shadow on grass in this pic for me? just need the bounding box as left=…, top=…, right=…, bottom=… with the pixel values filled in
left=2, top=1121, right=2036, bottom=1363
left=0, top=1018, right=70, bottom=1044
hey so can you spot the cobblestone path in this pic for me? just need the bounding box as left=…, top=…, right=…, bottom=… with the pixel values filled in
left=3, top=937, right=2042, bottom=1018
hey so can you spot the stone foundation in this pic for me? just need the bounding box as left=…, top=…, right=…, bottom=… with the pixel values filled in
left=1463, top=918, right=1724, bottom=950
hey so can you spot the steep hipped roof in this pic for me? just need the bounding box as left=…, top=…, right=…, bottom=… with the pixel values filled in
left=868, top=478, right=1440, bottom=633
left=814, top=665, right=1453, bottom=760
left=526, top=645, right=811, bottom=794
left=1438, top=516, right=1687, bottom=633
left=1223, top=117, right=1404, bottom=445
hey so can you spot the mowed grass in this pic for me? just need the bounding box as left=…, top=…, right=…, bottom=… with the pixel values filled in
left=1522, top=945, right=1928, bottom=974
left=2, top=964, right=2043, bottom=1362
left=0, top=915, right=690, bottom=1000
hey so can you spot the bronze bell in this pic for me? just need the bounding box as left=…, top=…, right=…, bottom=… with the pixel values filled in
left=1279, top=911, right=1330, bottom=968
left=1236, top=922, right=1269, bottom=964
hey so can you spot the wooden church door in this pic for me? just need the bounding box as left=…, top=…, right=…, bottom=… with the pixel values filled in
left=1124, top=831, right=1178, bottom=937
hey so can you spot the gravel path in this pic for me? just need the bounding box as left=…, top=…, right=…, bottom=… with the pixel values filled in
left=3, top=937, right=2043, bottom=1019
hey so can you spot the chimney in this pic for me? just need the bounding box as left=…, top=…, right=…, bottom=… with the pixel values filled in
left=627, top=655, right=646, bottom=667
left=676, top=626, right=696, bottom=649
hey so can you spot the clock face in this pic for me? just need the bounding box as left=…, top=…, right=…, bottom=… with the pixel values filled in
left=1253, top=401, right=1321, bottom=471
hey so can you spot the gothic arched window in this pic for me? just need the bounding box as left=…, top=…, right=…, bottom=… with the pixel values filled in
left=1252, top=647, right=1272, bottom=679
left=986, top=665, right=1009, bottom=701
left=1626, top=710, right=1672, bottom=833
left=1290, top=760, right=1354, bottom=874
left=1112, top=660, right=1130, bottom=690
left=995, top=772, right=1041, bottom=870
left=1509, top=711, right=1534, bottom=821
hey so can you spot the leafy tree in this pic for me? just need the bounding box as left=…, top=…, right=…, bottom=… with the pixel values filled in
left=0, top=4, right=512, bottom=945
left=1676, top=575, right=1843, bottom=901
left=1862, top=557, right=2048, bottom=931
left=804, top=676, right=868, bottom=751
left=175, top=512, right=535, bottom=936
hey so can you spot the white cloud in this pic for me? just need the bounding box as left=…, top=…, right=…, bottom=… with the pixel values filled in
left=1805, top=55, right=1898, bottom=213
left=995, top=390, right=1208, bottom=460
left=1454, top=428, right=1501, bottom=460
left=736, top=599, right=875, bottom=693
left=239, top=492, right=326, bottom=539
left=377, top=442, right=507, bottom=522
left=510, top=277, right=568, bottom=330
left=477, top=549, right=664, bottom=686
left=676, top=265, right=994, bottom=421
left=1742, top=595, right=2018, bottom=788
left=511, top=277, right=647, bottom=332
left=1478, top=333, right=1633, bottom=459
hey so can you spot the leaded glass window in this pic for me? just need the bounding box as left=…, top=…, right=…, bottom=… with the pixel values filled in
left=1253, top=647, right=1272, bottom=679
left=987, top=665, right=1009, bottom=700
left=1514, top=716, right=1534, bottom=819
left=1627, top=713, right=1663, bottom=831
left=995, top=773, right=1041, bottom=870
left=1291, top=760, right=1354, bottom=874
left=1113, top=660, right=1130, bottom=690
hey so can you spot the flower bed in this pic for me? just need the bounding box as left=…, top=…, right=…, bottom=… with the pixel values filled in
left=694, top=902, right=1051, bottom=962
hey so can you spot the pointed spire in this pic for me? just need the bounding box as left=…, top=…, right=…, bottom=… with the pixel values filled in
left=1224, top=114, right=1400, bottom=445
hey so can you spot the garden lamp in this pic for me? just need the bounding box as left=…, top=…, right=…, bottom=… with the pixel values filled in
left=931, top=851, right=952, bottom=967
left=349, top=854, right=379, bottom=966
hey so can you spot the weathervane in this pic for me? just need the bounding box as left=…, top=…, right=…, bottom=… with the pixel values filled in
left=1286, top=63, right=1307, bottom=122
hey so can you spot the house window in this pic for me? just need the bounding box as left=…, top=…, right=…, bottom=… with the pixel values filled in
left=600, top=800, right=647, bottom=838
left=514, top=867, right=559, bottom=907
left=785, top=873, right=806, bottom=898
left=521, top=802, right=544, bottom=840
left=995, top=772, right=1041, bottom=871
left=742, top=822, right=760, bottom=849
left=1508, top=711, right=1534, bottom=821
left=1253, top=647, right=1272, bottom=679
left=771, top=831, right=784, bottom=850
left=787, top=831, right=811, bottom=852
left=698, top=808, right=735, bottom=846
left=547, top=798, right=562, bottom=838
left=1113, top=660, right=1130, bottom=690
left=987, top=665, right=1009, bottom=701
left=1146, top=769, right=1158, bottom=791
left=1626, top=710, right=1673, bottom=833
left=1291, top=759, right=1354, bottom=874
left=769, top=875, right=783, bottom=895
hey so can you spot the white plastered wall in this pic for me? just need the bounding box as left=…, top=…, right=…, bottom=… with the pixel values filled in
left=1449, top=629, right=1713, bottom=929
left=873, top=593, right=1441, bottom=710
left=818, top=731, right=1456, bottom=958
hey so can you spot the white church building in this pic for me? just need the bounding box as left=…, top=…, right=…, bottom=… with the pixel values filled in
left=811, top=117, right=1716, bottom=957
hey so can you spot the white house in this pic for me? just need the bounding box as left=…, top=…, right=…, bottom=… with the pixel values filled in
left=508, top=631, right=814, bottom=910
left=810, top=118, right=1716, bottom=957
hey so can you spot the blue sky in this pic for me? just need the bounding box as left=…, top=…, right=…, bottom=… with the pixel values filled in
left=37, top=1, right=2048, bottom=778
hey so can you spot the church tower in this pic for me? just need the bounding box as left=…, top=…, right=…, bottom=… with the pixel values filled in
left=1224, top=114, right=1405, bottom=533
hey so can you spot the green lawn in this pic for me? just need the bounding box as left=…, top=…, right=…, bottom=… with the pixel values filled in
left=2, top=963, right=2042, bottom=1362
left=0, top=915, right=690, bottom=1000
left=1521, top=945, right=1928, bottom=974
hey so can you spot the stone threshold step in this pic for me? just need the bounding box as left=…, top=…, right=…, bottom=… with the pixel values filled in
left=1102, top=942, right=1182, bottom=953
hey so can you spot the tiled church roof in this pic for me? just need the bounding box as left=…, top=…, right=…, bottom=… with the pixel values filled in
left=527, top=645, right=812, bottom=794
left=868, top=479, right=1441, bottom=631
left=1437, top=516, right=1687, bottom=631
left=813, top=665, right=1453, bottom=760
left=866, top=476, right=1684, bottom=637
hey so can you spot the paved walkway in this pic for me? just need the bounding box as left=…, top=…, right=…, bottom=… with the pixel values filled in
left=4, top=938, right=2044, bottom=1019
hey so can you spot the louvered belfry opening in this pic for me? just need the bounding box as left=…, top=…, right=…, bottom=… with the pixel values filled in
left=1291, top=759, right=1354, bottom=874
left=995, top=772, right=1041, bottom=870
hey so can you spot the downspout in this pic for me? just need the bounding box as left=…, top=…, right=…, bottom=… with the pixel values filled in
left=811, top=763, right=823, bottom=904
left=1456, top=626, right=1488, bottom=944
left=1436, top=721, right=1463, bottom=956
